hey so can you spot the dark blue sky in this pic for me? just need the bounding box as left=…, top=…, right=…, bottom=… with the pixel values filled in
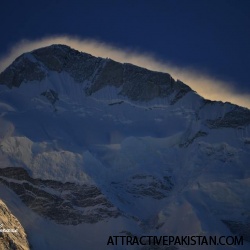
left=1, top=0, right=250, bottom=92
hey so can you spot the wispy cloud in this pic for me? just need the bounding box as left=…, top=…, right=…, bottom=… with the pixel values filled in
left=1, top=35, right=249, bottom=108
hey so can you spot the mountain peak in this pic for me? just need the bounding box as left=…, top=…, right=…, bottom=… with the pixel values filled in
left=1, top=44, right=250, bottom=249
left=0, top=44, right=193, bottom=104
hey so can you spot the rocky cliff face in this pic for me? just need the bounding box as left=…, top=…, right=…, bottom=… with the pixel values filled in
left=0, top=167, right=119, bottom=225
left=0, top=44, right=191, bottom=103
left=0, top=199, right=30, bottom=250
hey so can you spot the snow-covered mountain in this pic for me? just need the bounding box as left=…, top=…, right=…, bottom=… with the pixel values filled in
left=0, top=44, right=250, bottom=249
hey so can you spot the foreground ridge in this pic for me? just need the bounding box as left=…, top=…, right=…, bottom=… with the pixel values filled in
left=0, top=199, right=30, bottom=250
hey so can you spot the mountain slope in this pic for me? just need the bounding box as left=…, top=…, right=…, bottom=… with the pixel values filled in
left=0, top=44, right=250, bottom=249
left=0, top=199, right=30, bottom=250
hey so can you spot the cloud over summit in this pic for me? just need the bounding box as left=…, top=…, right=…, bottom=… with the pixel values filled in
left=1, top=36, right=249, bottom=108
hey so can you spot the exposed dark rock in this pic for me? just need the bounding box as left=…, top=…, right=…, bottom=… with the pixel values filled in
left=222, top=220, right=250, bottom=242
left=244, top=139, right=250, bottom=144
left=108, top=101, right=124, bottom=106
left=170, top=80, right=192, bottom=105
left=32, top=44, right=103, bottom=82
left=41, top=89, right=59, bottom=105
left=0, top=199, right=30, bottom=250
left=0, top=56, right=46, bottom=88
left=112, top=174, right=174, bottom=200
left=207, top=106, right=250, bottom=128
left=0, top=167, right=120, bottom=225
left=179, top=131, right=208, bottom=148
left=86, top=59, right=124, bottom=94
left=0, top=44, right=192, bottom=104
